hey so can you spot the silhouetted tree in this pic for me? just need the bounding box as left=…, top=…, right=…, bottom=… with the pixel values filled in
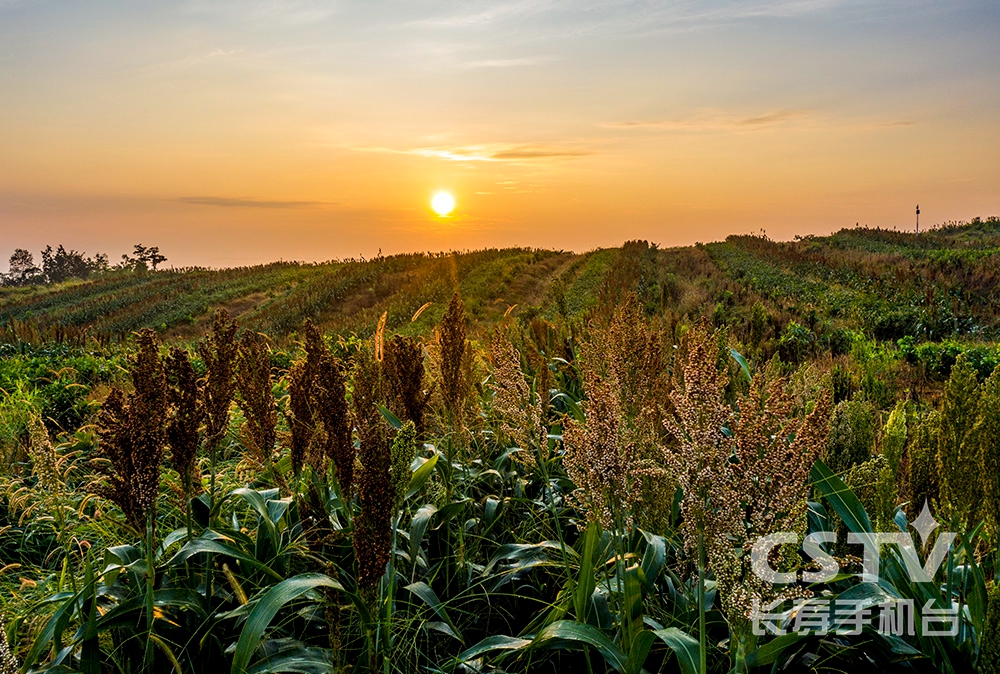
left=41, top=245, right=94, bottom=283
left=120, top=244, right=167, bottom=271
left=4, top=249, right=41, bottom=286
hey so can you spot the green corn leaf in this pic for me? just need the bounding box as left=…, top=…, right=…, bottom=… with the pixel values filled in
left=377, top=404, right=403, bottom=430
left=404, top=582, right=463, bottom=642
left=574, top=520, right=599, bottom=623
left=640, top=530, right=666, bottom=590
left=730, top=348, right=753, bottom=382
left=745, top=631, right=805, bottom=667
left=166, top=538, right=284, bottom=582
left=455, top=635, right=532, bottom=663
left=245, top=646, right=333, bottom=674
left=810, top=458, right=873, bottom=536
left=409, top=503, right=438, bottom=566
left=234, top=488, right=279, bottom=543
left=532, top=621, right=628, bottom=673
left=651, top=627, right=701, bottom=674
left=625, top=630, right=655, bottom=674
left=406, top=452, right=439, bottom=500
left=623, top=565, right=645, bottom=651
left=230, top=573, right=343, bottom=674
left=155, top=528, right=189, bottom=561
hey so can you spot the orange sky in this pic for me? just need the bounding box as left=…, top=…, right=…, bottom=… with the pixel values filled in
left=1, top=1, right=998, bottom=267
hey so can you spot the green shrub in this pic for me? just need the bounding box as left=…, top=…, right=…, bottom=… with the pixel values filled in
left=876, top=401, right=907, bottom=530
left=906, top=410, right=940, bottom=518
left=977, top=365, right=1000, bottom=536
left=938, top=355, right=983, bottom=529
left=824, top=397, right=877, bottom=473
left=981, top=582, right=1000, bottom=674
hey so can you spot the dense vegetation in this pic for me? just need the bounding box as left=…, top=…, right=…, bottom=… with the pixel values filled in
left=2, top=218, right=1000, bottom=673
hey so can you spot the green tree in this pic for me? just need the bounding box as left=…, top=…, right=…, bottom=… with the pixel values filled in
left=3, top=248, right=41, bottom=286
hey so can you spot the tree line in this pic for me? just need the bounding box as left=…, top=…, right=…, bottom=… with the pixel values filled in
left=2, top=244, right=167, bottom=286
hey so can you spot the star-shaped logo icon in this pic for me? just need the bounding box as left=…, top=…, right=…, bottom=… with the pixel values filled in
left=910, top=500, right=940, bottom=548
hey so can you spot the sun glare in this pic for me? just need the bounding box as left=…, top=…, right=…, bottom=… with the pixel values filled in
left=431, top=191, right=455, bottom=216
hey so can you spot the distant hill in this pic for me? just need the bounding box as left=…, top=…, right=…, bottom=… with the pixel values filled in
left=2, top=217, right=999, bottom=345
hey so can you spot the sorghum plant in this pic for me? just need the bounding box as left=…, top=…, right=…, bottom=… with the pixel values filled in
left=663, top=322, right=831, bottom=671
left=26, top=412, right=59, bottom=494
left=938, top=354, right=982, bottom=530
left=165, top=346, right=202, bottom=500
left=563, top=375, right=636, bottom=530
left=978, top=366, right=1000, bottom=537
left=383, top=334, right=430, bottom=439
left=286, top=320, right=353, bottom=485
left=93, top=328, right=167, bottom=531
left=876, top=400, right=907, bottom=530
left=436, top=292, right=468, bottom=425
left=287, top=322, right=320, bottom=474
left=287, top=359, right=313, bottom=475
left=389, top=420, right=417, bottom=508
left=489, top=331, right=546, bottom=468
left=906, top=410, right=940, bottom=519
left=581, top=293, right=675, bottom=531
left=314, top=343, right=353, bottom=492
left=235, top=332, right=285, bottom=490
left=352, top=349, right=392, bottom=589
left=0, top=621, right=17, bottom=674
left=981, top=582, right=1000, bottom=674
left=199, top=309, right=238, bottom=451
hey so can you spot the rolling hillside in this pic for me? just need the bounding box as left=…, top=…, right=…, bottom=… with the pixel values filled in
left=2, top=217, right=999, bottom=348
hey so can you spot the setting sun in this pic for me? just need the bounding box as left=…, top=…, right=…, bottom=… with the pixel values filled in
left=431, top=192, right=455, bottom=217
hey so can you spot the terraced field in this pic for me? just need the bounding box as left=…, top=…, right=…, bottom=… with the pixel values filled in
left=2, top=217, right=999, bottom=347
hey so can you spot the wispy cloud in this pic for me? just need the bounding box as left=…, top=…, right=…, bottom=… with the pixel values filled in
left=417, top=0, right=859, bottom=39
left=399, top=144, right=592, bottom=162
left=873, top=120, right=917, bottom=127
left=141, top=47, right=245, bottom=75
left=416, top=0, right=559, bottom=28
left=459, top=56, right=550, bottom=69
left=608, top=108, right=812, bottom=130
left=182, top=0, right=343, bottom=25
left=490, top=146, right=591, bottom=159
left=350, top=142, right=593, bottom=162
left=177, top=196, right=329, bottom=208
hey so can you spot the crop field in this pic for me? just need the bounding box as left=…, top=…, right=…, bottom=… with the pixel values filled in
left=2, top=220, right=1000, bottom=673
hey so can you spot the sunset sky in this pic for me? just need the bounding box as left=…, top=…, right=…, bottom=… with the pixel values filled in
left=1, top=0, right=998, bottom=268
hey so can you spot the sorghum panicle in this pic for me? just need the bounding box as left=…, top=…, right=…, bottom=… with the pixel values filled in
left=165, top=346, right=202, bottom=497
left=287, top=359, right=313, bottom=475
left=390, top=420, right=416, bottom=508
left=94, top=328, right=168, bottom=530
left=437, top=292, right=468, bottom=422
left=663, top=322, right=831, bottom=626
left=489, top=331, right=545, bottom=467
left=235, top=332, right=283, bottom=487
left=563, top=375, right=636, bottom=529
left=315, top=350, right=353, bottom=493
left=199, top=309, right=238, bottom=448
left=0, top=619, right=18, bottom=674
left=352, top=349, right=393, bottom=589
left=383, top=334, right=430, bottom=438
left=26, top=412, right=59, bottom=493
